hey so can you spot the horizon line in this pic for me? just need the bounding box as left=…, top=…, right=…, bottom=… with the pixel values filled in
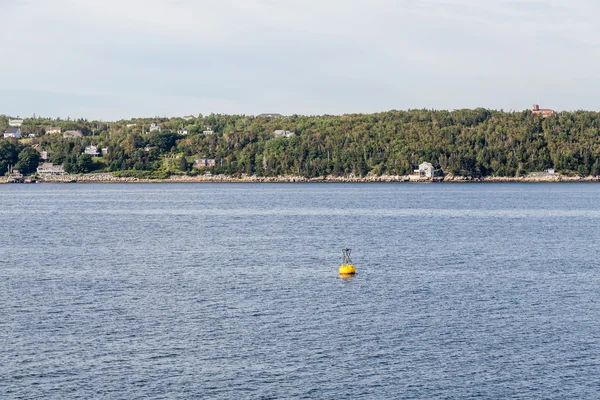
left=2, top=106, right=591, bottom=122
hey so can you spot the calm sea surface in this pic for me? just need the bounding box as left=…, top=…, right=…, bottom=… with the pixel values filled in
left=2, top=183, right=600, bottom=399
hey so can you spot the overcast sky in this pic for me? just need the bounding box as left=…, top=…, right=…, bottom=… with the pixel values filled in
left=1, top=0, right=598, bottom=120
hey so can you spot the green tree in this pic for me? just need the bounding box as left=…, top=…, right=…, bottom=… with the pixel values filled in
left=178, top=156, right=190, bottom=172
left=15, top=147, right=41, bottom=174
left=0, top=141, right=19, bottom=175
left=77, top=154, right=94, bottom=173
left=148, top=132, right=178, bottom=152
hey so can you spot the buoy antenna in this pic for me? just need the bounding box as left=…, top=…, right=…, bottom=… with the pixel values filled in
left=342, top=248, right=352, bottom=265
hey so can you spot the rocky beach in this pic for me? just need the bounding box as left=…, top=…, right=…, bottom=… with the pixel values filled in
left=3, top=173, right=600, bottom=184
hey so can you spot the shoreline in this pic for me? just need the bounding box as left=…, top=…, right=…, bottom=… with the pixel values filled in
left=3, top=173, right=600, bottom=184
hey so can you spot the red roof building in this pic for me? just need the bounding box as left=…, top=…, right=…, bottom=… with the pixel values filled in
left=532, top=104, right=556, bottom=118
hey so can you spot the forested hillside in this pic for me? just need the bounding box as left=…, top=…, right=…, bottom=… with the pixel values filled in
left=2, top=108, right=600, bottom=177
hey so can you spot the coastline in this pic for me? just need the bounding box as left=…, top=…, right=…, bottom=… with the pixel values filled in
left=3, top=173, right=600, bottom=184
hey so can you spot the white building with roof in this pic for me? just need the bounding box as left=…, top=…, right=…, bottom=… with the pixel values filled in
left=84, top=145, right=100, bottom=155
left=4, top=128, right=21, bottom=138
left=63, top=130, right=83, bottom=138
left=37, top=163, right=67, bottom=175
left=414, top=162, right=434, bottom=178
left=273, top=130, right=294, bottom=138
left=149, top=123, right=162, bottom=132
left=194, top=158, right=216, bottom=168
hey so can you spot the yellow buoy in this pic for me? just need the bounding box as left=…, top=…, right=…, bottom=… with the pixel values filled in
left=339, top=264, right=356, bottom=275
left=339, top=248, right=356, bottom=275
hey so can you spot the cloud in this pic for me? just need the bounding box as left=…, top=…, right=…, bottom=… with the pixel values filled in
left=2, top=0, right=600, bottom=119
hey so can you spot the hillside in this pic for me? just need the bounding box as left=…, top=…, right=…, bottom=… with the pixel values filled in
left=2, top=109, right=600, bottom=178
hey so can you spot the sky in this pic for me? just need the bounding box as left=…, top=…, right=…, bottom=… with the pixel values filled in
left=1, top=0, right=599, bottom=120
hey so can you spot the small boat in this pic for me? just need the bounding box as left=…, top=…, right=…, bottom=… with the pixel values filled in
left=339, top=248, right=356, bottom=275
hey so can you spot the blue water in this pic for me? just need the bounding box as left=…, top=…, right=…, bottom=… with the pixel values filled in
left=1, top=183, right=600, bottom=399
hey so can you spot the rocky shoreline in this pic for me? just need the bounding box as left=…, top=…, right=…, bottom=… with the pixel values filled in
left=3, top=173, right=600, bottom=184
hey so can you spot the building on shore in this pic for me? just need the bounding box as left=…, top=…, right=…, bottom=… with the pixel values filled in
left=37, top=163, right=67, bottom=175
left=532, top=104, right=556, bottom=118
left=528, top=168, right=558, bottom=177
left=8, top=168, right=24, bottom=182
left=3, top=127, right=21, bottom=139
left=45, top=127, right=61, bottom=134
left=414, top=162, right=435, bottom=178
left=9, top=119, right=23, bottom=127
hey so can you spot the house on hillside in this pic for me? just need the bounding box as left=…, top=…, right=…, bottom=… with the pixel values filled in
left=258, top=113, right=283, bottom=118
left=203, top=126, right=214, bottom=135
left=37, top=163, right=67, bottom=175
left=33, top=145, right=50, bottom=161
left=45, top=127, right=61, bottom=134
left=4, top=127, right=21, bottom=139
left=9, top=119, right=23, bottom=127
left=84, top=145, right=100, bottom=155
left=63, top=130, right=83, bottom=138
left=532, top=104, right=556, bottom=118
left=414, top=162, right=434, bottom=178
left=183, top=115, right=195, bottom=121
left=194, top=158, right=216, bottom=168
left=149, top=123, right=161, bottom=132
left=273, top=130, right=294, bottom=138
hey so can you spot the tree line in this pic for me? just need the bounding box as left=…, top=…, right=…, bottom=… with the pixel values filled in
left=2, top=109, right=600, bottom=177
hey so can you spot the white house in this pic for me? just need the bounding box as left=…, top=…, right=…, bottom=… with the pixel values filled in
left=3, top=128, right=21, bottom=138
left=183, top=115, right=195, bottom=121
left=414, top=162, right=434, bottom=178
left=84, top=145, right=100, bottom=155
left=40, top=150, right=50, bottom=161
left=9, top=119, right=23, bottom=127
left=45, top=127, right=61, bottom=134
left=258, top=113, right=283, bottom=118
left=273, top=130, right=294, bottom=138
left=194, top=158, right=216, bottom=168
left=149, top=123, right=161, bottom=132
left=203, top=129, right=214, bottom=135
left=101, top=148, right=108, bottom=155
left=63, top=130, right=83, bottom=138
left=37, top=163, right=67, bottom=175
